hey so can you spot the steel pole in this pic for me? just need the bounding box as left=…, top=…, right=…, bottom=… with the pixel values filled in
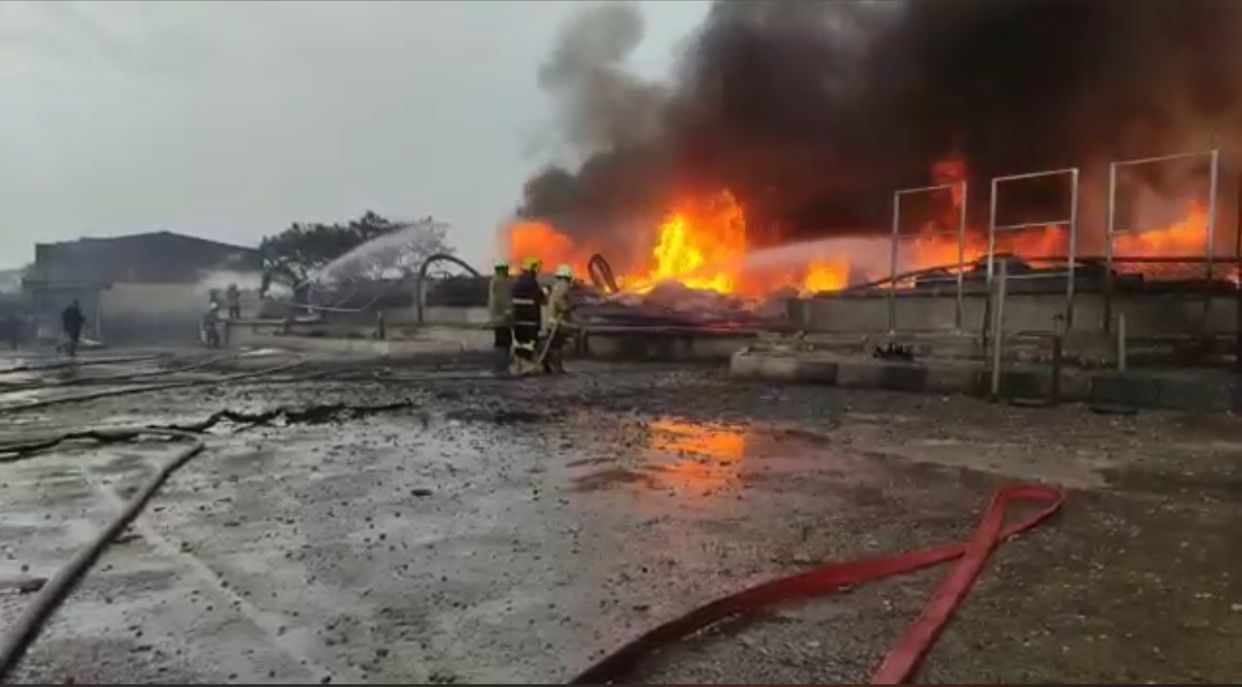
left=1205, top=149, right=1221, bottom=333
left=990, top=258, right=1008, bottom=401
left=1104, top=162, right=1117, bottom=333
left=1065, top=168, right=1079, bottom=328
left=889, top=192, right=900, bottom=333
left=955, top=181, right=967, bottom=331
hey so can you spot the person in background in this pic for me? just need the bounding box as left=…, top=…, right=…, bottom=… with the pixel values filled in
left=487, top=259, right=513, bottom=375
left=61, top=299, right=84, bottom=357
left=201, top=301, right=221, bottom=348
left=226, top=283, right=241, bottom=320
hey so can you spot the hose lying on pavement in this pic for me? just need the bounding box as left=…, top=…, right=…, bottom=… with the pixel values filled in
left=0, top=397, right=419, bottom=679
left=571, top=483, right=1064, bottom=685
left=0, top=354, right=165, bottom=376
left=0, top=354, right=234, bottom=392
left=0, top=359, right=305, bottom=415
left=0, top=428, right=204, bottom=681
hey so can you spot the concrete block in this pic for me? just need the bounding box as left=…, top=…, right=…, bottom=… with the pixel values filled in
left=795, top=359, right=840, bottom=384
left=925, top=364, right=978, bottom=394
left=1155, top=376, right=1233, bottom=412
left=877, top=363, right=929, bottom=392
left=835, top=360, right=884, bottom=388
left=1090, top=373, right=1163, bottom=408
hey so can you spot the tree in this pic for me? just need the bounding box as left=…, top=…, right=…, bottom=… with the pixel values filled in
left=259, top=211, right=453, bottom=286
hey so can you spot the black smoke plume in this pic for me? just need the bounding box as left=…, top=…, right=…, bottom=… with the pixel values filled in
left=520, top=0, right=1242, bottom=262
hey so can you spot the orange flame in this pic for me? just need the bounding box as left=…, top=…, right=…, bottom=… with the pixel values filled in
left=508, top=189, right=848, bottom=297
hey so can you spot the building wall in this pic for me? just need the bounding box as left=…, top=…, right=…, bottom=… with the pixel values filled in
left=98, top=283, right=206, bottom=343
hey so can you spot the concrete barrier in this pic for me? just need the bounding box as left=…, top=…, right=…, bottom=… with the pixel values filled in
left=730, top=348, right=1238, bottom=412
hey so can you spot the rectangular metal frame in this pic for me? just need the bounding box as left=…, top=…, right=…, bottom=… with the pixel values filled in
left=1104, top=149, right=1219, bottom=331
left=887, top=182, right=968, bottom=332
left=987, top=167, right=1079, bottom=325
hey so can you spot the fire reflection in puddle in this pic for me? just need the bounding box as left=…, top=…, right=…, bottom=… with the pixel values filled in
left=644, top=418, right=747, bottom=491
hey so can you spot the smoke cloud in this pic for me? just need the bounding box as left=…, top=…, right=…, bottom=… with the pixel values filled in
left=519, top=0, right=1242, bottom=266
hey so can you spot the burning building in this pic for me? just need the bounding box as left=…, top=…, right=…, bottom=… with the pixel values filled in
left=505, top=1, right=1242, bottom=312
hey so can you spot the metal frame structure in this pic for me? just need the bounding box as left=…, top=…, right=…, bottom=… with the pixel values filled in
left=1104, top=149, right=1219, bottom=331
left=888, top=182, right=968, bottom=332
left=987, top=167, right=1080, bottom=325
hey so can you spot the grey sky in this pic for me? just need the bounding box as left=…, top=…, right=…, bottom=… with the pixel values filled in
left=0, top=0, right=709, bottom=269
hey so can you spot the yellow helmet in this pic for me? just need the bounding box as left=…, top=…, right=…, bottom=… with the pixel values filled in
left=523, top=257, right=542, bottom=271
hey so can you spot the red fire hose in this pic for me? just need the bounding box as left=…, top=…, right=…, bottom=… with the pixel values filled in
left=571, top=483, right=1063, bottom=684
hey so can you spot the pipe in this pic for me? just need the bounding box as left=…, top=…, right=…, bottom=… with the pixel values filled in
left=414, top=253, right=482, bottom=325
left=587, top=254, right=619, bottom=294
left=0, top=428, right=205, bottom=680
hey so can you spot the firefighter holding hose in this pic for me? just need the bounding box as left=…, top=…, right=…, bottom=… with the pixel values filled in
left=509, top=257, right=545, bottom=375
left=542, top=264, right=575, bottom=374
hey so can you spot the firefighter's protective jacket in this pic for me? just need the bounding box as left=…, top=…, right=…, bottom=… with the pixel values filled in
left=510, top=272, right=545, bottom=329
left=544, top=279, right=573, bottom=331
left=487, top=274, right=513, bottom=327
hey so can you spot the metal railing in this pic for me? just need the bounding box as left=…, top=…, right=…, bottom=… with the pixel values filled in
left=1104, top=149, right=1220, bottom=331
left=988, top=167, right=1080, bottom=325
left=888, top=182, right=968, bottom=332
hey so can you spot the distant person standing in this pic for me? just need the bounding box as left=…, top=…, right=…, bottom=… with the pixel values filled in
left=226, top=283, right=241, bottom=319
left=61, top=299, right=85, bottom=357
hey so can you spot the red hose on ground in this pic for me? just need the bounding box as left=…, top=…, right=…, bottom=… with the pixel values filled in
left=570, top=483, right=1063, bottom=684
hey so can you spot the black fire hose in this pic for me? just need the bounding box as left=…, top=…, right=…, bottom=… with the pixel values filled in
left=0, top=354, right=235, bottom=393
left=588, top=254, right=619, bottom=294
left=0, top=428, right=205, bottom=681
left=0, top=354, right=165, bottom=376
left=0, top=396, right=420, bottom=680
left=0, top=359, right=305, bottom=415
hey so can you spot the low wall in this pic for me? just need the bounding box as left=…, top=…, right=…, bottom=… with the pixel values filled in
left=799, top=291, right=1240, bottom=338
left=582, top=327, right=759, bottom=361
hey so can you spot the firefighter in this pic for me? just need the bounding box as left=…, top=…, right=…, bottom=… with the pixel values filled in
left=487, top=258, right=513, bottom=375
left=226, top=283, right=242, bottom=320
left=541, top=264, right=576, bottom=373
left=201, top=301, right=221, bottom=348
left=61, top=300, right=85, bottom=357
left=509, top=257, right=544, bottom=375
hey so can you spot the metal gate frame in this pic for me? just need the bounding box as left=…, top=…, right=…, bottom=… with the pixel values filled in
left=987, top=167, right=1080, bottom=325
left=888, top=182, right=968, bottom=333
left=1103, top=149, right=1220, bottom=331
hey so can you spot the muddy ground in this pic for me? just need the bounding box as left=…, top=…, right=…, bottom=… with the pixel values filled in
left=1, top=350, right=1240, bottom=683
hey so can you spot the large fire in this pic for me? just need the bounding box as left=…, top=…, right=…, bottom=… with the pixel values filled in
left=508, top=190, right=848, bottom=298
left=507, top=159, right=1215, bottom=299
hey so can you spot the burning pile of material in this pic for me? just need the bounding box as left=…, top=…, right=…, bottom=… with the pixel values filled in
left=506, top=0, right=1242, bottom=303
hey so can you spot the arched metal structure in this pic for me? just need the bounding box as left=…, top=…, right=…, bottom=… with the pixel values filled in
left=415, top=253, right=482, bottom=325
left=587, top=253, right=619, bottom=294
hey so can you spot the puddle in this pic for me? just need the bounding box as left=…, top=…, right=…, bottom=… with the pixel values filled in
left=571, top=417, right=854, bottom=494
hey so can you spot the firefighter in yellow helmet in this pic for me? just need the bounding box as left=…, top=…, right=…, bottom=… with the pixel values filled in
left=541, top=264, right=575, bottom=374
left=509, top=257, right=545, bottom=374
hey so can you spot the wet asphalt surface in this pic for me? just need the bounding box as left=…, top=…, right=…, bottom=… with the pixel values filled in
left=0, top=350, right=1240, bottom=683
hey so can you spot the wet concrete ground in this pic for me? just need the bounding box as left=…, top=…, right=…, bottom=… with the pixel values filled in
left=1, top=351, right=1240, bottom=683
